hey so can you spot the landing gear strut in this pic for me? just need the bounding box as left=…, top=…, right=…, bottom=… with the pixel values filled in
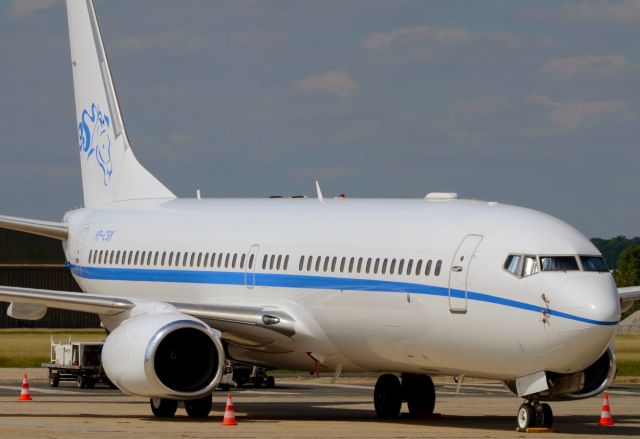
left=516, top=401, right=553, bottom=430
left=373, top=373, right=436, bottom=419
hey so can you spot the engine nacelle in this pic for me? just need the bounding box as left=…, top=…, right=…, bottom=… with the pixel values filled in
left=102, top=312, right=225, bottom=399
left=505, top=345, right=616, bottom=401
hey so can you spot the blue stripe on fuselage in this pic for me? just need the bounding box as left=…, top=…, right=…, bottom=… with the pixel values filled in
left=67, top=264, right=618, bottom=326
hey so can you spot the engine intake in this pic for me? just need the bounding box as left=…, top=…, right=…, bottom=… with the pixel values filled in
left=102, top=312, right=225, bottom=399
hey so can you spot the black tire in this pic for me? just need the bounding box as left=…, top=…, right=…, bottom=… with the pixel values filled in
left=517, top=403, right=535, bottom=430
left=405, top=374, right=435, bottom=417
left=266, top=376, right=275, bottom=388
left=77, top=375, right=86, bottom=389
left=253, top=379, right=262, bottom=389
left=49, top=373, right=59, bottom=388
left=540, top=403, right=553, bottom=428
left=374, top=374, right=402, bottom=419
left=150, top=398, right=178, bottom=418
left=184, top=394, right=213, bottom=418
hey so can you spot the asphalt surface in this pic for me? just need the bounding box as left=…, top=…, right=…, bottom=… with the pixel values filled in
left=0, top=372, right=639, bottom=438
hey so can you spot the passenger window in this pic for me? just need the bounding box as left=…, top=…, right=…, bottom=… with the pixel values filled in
left=225, top=253, right=230, bottom=268
left=315, top=257, right=321, bottom=272
left=374, top=258, right=380, bottom=274
left=323, top=257, right=329, bottom=272
left=210, top=253, right=216, bottom=268
left=340, top=257, right=346, bottom=272
left=382, top=258, right=388, bottom=274
left=97, top=250, right=102, bottom=264
left=240, top=254, right=246, bottom=269
left=504, top=255, right=522, bottom=276
left=406, top=259, right=413, bottom=275
left=425, top=260, right=432, bottom=276
left=262, top=255, right=268, bottom=270
left=115, top=251, right=120, bottom=265
left=299, top=256, right=305, bottom=271
left=435, top=260, right=442, bottom=276
left=168, top=252, right=173, bottom=266
left=232, top=253, right=238, bottom=268
left=284, top=255, right=289, bottom=270
left=140, top=251, right=146, bottom=266
left=147, top=252, right=152, bottom=266
left=127, top=251, right=133, bottom=265
left=88, top=250, right=93, bottom=264
left=307, top=256, right=313, bottom=271
left=270, top=255, right=275, bottom=270
left=190, top=252, right=195, bottom=267
left=348, top=257, right=355, bottom=273
left=108, top=251, right=114, bottom=264
left=357, top=257, right=363, bottom=273
left=398, top=259, right=405, bottom=275
left=523, top=256, right=539, bottom=277
left=365, top=258, right=372, bottom=274
left=331, top=257, right=337, bottom=272
left=390, top=259, right=396, bottom=275
left=218, top=253, right=224, bottom=268
left=121, top=251, right=127, bottom=265
left=277, top=255, right=282, bottom=270
left=415, top=260, right=422, bottom=275
left=197, top=252, right=202, bottom=267
left=203, top=253, right=209, bottom=267
left=154, top=252, right=159, bottom=266
left=134, top=251, right=139, bottom=265
left=249, top=254, right=254, bottom=269
left=183, top=252, right=189, bottom=267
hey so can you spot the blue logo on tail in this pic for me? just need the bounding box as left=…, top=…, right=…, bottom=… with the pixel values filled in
left=79, top=103, right=112, bottom=186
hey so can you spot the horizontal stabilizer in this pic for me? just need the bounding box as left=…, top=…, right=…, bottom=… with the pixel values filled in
left=0, top=215, right=68, bottom=240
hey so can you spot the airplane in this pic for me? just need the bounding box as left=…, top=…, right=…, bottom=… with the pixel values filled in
left=1, top=0, right=639, bottom=431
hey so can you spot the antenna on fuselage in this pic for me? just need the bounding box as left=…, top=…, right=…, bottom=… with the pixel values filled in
left=315, top=181, right=325, bottom=204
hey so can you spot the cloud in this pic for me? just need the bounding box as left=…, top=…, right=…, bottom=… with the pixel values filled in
left=9, top=0, right=57, bottom=17
left=540, top=54, right=638, bottom=78
left=362, top=26, right=472, bottom=52
left=561, top=0, right=640, bottom=24
left=112, top=29, right=208, bottom=53
left=292, top=70, right=359, bottom=98
left=527, top=93, right=630, bottom=130
left=449, top=98, right=508, bottom=115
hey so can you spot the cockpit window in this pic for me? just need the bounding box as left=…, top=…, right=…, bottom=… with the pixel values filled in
left=540, top=256, right=579, bottom=271
left=523, top=255, right=539, bottom=277
left=580, top=256, right=608, bottom=272
left=504, top=255, right=521, bottom=275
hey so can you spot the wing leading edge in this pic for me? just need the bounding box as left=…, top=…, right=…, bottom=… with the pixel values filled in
left=0, top=285, right=295, bottom=338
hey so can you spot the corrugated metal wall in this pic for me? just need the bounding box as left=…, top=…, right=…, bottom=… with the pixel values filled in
left=0, top=229, right=101, bottom=328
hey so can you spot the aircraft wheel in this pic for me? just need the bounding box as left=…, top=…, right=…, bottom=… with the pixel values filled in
left=538, top=403, right=553, bottom=428
left=517, top=403, right=535, bottom=430
left=49, top=373, right=59, bottom=388
left=266, top=376, right=275, bottom=388
left=185, top=394, right=212, bottom=418
left=404, top=374, right=435, bottom=417
left=150, top=398, right=178, bottom=418
left=374, top=374, right=402, bottom=419
left=77, top=375, right=86, bottom=389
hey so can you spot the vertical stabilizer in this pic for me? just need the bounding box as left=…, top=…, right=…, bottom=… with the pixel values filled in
left=67, top=0, right=175, bottom=207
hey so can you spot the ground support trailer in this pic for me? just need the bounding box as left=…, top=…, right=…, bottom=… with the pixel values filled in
left=41, top=338, right=114, bottom=389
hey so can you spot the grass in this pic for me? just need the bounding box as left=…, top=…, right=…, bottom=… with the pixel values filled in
left=0, top=330, right=638, bottom=376
left=0, top=329, right=107, bottom=367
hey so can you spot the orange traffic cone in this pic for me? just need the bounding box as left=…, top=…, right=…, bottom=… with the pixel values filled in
left=598, top=392, right=614, bottom=426
left=221, top=392, right=237, bottom=426
left=18, top=373, right=32, bottom=401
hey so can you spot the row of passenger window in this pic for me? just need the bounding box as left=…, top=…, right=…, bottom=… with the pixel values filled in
left=88, top=249, right=258, bottom=270
left=298, top=255, right=443, bottom=277
left=87, top=248, right=443, bottom=278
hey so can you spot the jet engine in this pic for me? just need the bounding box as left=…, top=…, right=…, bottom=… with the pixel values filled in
left=101, top=312, right=225, bottom=399
left=505, top=345, right=616, bottom=401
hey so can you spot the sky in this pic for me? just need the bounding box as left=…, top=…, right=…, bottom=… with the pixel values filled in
left=0, top=0, right=639, bottom=239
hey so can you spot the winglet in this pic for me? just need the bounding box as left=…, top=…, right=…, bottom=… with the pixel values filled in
left=315, top=181, right=324, bottom=204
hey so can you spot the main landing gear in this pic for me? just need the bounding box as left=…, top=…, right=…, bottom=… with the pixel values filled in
left=150, top=394, right=213, bottom=418
left=516, top=401, right=553, bottom=431
left=374, top=373, right=436, bottom=419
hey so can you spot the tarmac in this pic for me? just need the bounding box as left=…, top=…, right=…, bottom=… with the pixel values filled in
left=0, top=368, right=639, bottom=438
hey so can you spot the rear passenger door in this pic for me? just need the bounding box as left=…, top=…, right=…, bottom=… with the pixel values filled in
left=244, top=244, right=259, bottom=288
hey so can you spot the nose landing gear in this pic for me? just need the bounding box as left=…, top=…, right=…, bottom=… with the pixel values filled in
left=517, top=401, right=553, bottom=431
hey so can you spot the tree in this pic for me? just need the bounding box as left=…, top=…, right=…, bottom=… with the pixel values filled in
left=615, top=245, right=640, bottom=320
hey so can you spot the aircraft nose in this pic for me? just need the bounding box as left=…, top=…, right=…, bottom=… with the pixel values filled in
left=549, top=275, right=619, bottom=372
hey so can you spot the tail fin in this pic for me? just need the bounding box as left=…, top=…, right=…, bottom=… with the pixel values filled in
left=66, top=0, right=175, bottom=207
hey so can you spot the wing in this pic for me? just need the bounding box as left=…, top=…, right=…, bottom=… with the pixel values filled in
left=620, top=286, right=640, bottom=313
left=0, top=286, right=295, bottom=343
left=0, top=215, right=67, bottom=240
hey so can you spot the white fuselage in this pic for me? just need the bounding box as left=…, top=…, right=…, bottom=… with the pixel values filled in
left=63, top=197, right=620, bottom=380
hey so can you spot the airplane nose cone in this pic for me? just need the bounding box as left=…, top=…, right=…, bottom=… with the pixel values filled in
left=549, top=275, right=619, bottom=372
